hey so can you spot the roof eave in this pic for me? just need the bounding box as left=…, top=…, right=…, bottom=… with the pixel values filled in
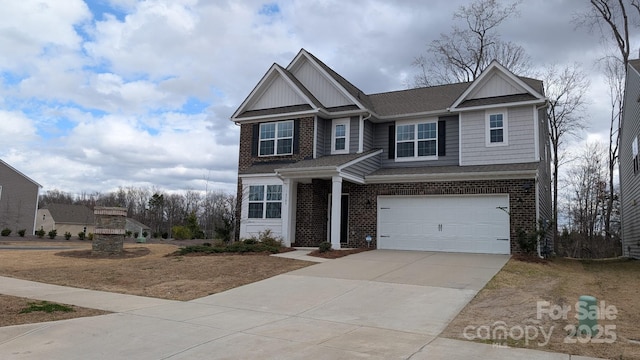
left=232, top=109, right=319, bottom=123
left=450, top=99, right=546, bottom=112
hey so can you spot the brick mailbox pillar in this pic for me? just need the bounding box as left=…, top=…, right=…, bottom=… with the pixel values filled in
left=93, top=206, right=127, bottom=255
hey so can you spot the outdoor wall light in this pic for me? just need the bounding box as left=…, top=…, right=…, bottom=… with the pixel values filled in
left=365, top=235, right=372, bottom=247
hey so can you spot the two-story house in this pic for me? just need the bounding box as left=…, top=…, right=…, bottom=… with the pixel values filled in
left=620, top=59, right=640, bottom=259
left=231, top=49, right=551, bottom=254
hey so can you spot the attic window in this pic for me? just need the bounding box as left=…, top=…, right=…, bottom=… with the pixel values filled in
left=259, top=121, right=293, bottom=156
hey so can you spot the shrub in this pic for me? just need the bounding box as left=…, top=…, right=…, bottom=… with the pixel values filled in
left=152, top=232, right=159, bottom=238
left=318, top=242, right=332, bottom=253
left=1, top=228, right=11, bottom=236
left=48, top=229, right=57, bottom=239
left=202, top=242, right=212, bottom=247
left=161, top=232, right=168, bottom=239
left=18, top=229, right=26, bottom=237
left=243, top=238, right=257, bottom=245
left=87, top=233, right=94, bottom=241
left=77, top=232, right=85, bottom=240
left=516, top=220, right=550, bottom=256
left=64, top=232, right=71, bottom=240
left=142, top=231, right=148, bottom=238
left=125, top=230, right=132, bottom=238
left=172, top=226, right=192, bottom=240
left=36, top=228, right=45, bottom=238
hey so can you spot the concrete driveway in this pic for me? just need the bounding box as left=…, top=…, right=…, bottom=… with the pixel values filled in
left=0, top=250, right=599, bottom=359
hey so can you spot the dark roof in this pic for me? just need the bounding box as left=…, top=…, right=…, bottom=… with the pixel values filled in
left=45, top=204, right=94, bottom=224
left=239, top=161, right=297, bottom=175
left=369, top=82, right=471, bottom=116
left=277, top=149, right=381, bottom=170
left=629, top=59, right=640, bottom=73
left=458, top=93, right=538, bottom=108
left=237, top=104, right=313, bottom=118
left=368, top=162, right=539, bottom=177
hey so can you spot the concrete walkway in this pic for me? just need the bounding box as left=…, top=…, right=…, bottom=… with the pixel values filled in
left=0, top=250, right=604, bottom=359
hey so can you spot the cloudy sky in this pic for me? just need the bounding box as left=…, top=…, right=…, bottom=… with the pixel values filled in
left=0, top=0, right=634, bottom=196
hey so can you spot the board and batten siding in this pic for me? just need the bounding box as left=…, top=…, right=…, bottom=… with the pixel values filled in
left=374, top=115, right=459, bottom=168
left=249, top=76, right=305, bottom=110
left=291, top=59, right=352, bottom=108
left=460, top=106, right=536, bottom=166
left=620, top=66, right=640, bottom=259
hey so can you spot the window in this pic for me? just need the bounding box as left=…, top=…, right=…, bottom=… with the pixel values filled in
left=486, top=110, right=508, bottom=146
left=396, top=121, right=437, bottom=160
left=248, top=185, right=282, bottom=219
left=331, top=118, right=350, bottom=154
left=259, top=121, right=293, bottom=156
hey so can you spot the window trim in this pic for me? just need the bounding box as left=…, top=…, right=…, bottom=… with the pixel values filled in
left=331, top=118, right=350, bottom=155
left=258, top=120, right=294, bottom=157
left=394, top=119, right=438, bottom=162
left=247, top=184, right=282, bottom=219
left=485, top=109, right=508, bottom=147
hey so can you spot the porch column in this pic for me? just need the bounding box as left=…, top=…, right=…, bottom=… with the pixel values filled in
left=330, top=175, right=342, bottom=249
left=280, top=178, right=295, bottom=247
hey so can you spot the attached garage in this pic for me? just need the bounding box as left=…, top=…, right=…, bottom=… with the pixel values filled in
left=377, top=195, right=511, bottom=254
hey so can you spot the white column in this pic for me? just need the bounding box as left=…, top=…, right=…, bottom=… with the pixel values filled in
left=281, top=178, right=293, bottom=247
left=330, top=175, right=342, bottom=250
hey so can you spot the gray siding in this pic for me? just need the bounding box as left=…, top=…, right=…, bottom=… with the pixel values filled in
left=376, top=115, right=460, bottom=168
left=536, top=107, right=553, bottom=249
left=363, top=120, right=374, bottom=152
left=620, top=66, right=640, bottom=259
left=461, top=106, right=536, bottom=166
left=349, top=116, right=359, bottom=153
left=0, top=161, right=40, bottom=234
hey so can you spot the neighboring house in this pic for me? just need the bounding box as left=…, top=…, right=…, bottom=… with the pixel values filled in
left=36, top=204, right=95, bottom=236
left=125, top=218, right=151, bottom=237
left=231, top=49, right=551, bottom=254
left=0, top=159, right=42, bottom=235
left=620, top=59, right=640, bottom=259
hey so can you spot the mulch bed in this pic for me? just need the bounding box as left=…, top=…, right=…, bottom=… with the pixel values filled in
left=55, top=247, right=151, bottom=259
left=308, top=248, right=371, bottom=259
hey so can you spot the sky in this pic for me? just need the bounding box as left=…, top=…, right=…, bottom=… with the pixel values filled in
left=0, top=0, right=634, bottom=197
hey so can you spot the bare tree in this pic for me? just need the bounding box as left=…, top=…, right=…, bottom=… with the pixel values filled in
left=413, top=0, right=530, bottom=86
left=543, top=63, right=590, bottom=252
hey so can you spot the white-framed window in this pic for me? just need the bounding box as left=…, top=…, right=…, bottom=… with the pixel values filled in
left=331, top=118, right=350, bottom=154
left=248, top=185, right=282, bottom=219
left=259, top=120, right=293, bottom=156
left=395, top=120, right=437, bottom=161
left=486, top=109, right=508, bottom=146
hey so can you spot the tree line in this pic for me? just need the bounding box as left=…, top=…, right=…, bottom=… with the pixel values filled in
left=39, top=187, right=235, bottom=241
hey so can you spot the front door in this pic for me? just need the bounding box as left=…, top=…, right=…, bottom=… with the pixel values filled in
left=328, top=194, right=349, bottom=245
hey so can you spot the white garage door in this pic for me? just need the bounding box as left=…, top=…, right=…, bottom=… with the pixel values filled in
left=378, top=195, right=510, bottom=254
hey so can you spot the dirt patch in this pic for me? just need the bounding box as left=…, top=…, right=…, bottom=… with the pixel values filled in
left=308, top=248, right=371, bottom=259
left=442, top=257, right=640, bottom=359
left=0, top=294, right=109, bottom=327
left=0, top=243, right=314, bottom=301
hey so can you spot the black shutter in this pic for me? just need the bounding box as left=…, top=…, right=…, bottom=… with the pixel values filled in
left=438, top=120, right=446, bottom=156
left=293, top=119, right=300, bottom=154
left=251, top=124, right=259, bottom=157
left=388, top=125, right=395, bottom=159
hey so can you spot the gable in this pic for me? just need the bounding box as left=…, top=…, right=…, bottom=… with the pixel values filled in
left=248, top=75, right=307, bottom=111
left=290, top=57, right=354, bottom=108
left=467, top=71, right=526, bottom=99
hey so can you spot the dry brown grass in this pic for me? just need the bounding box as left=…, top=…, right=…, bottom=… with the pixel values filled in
left=442, top=257, right=640, bottom=359
left=0, top=240, right=313, bottom=327
left=0, top=295, right=109, bottom=327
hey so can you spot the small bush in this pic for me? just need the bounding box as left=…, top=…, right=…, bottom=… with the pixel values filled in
left=318, top=242, right=332, bottom=253
left=18, top=229, right=26, bottom=237
left=162, top=232, right=169, bottom=239
left=202, top=242, right=212, bottom=247
left=134, top=232, right=139, bottom=238
left=152, top=232, right=159, bottom=238
left=36, top=228, right=45, bottom=238
left=48, top=229, right=57, bottom=239
left=142, top=231, right=148, bottom=238
left=1, top=228, right=11, bottom=236
left=125, top=230, right=132, bottom=238
left=172, top=226, right=192, bottom=240
left=77, top=232, right=85, bottom=240
left=243, top=238, right=257, bottom=245
left=87, top=233, right=94, bottom=241
left=64, top=231, right=71, bottom=240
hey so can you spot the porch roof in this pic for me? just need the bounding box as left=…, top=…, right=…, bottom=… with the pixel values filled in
left=366, top=162, right=539, bottom=182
